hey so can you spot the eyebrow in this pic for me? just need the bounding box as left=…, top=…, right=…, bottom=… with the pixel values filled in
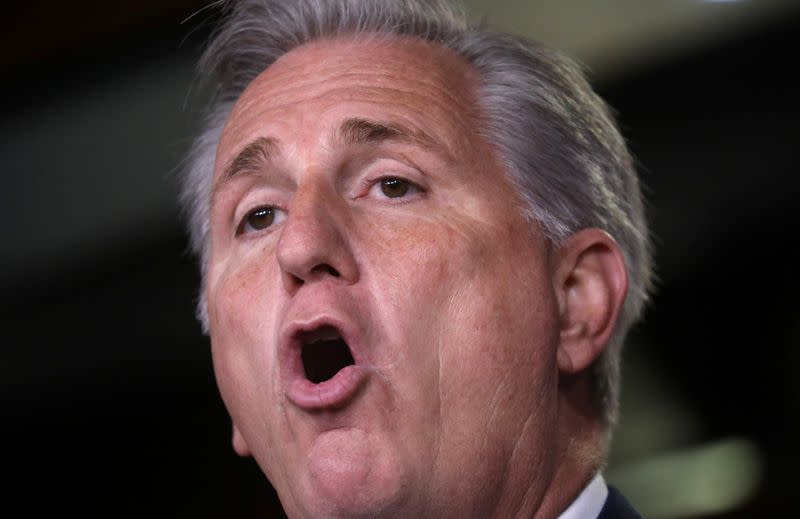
left=337, top=117, right=440, bottom=151
left=220, top=136, right=279, bottom=184
left=212, top=136, right=279, bottom=199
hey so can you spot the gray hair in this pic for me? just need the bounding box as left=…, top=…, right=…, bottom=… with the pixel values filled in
left=181, top=0, right=653, bottom=426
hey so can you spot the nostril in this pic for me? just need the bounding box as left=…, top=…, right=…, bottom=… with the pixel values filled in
left=311, top=264, right=341, bottom=278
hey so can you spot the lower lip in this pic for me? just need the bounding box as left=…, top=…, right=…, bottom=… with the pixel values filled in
left=287, top=365, right=367, bottom=410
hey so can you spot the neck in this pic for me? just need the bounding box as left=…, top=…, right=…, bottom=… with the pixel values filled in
left=494, top=373, right=606, bottom=519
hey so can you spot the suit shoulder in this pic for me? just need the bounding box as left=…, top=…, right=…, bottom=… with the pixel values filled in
left=597, top=486, right=644, bottom=519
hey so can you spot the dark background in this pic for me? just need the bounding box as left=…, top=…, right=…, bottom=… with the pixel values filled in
left=3, top=1, right=798, bottom=517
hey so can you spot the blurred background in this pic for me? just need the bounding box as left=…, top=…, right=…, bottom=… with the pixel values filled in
left=2, top=0, right=798, bottom=516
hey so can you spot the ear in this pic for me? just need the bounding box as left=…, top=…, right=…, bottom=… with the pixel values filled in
left=232, top=424, right=251, bottom=457
left=552, top=229, right=628, bottom=374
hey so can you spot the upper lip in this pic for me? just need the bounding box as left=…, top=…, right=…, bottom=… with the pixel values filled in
left=280, top=313, right=362, bottom=366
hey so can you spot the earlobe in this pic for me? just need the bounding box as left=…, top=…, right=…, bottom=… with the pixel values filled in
left=553, top=229, right=628, bottom=374
left=232, top=425, right=251, bottom=457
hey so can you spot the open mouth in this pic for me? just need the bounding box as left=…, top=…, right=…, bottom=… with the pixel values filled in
left=284, top=318, right=368, bottom=410
left=298, top=325, right=356, bottom=384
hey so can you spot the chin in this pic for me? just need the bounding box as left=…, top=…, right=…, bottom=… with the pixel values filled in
left=290, top=428, right=413, bottom=519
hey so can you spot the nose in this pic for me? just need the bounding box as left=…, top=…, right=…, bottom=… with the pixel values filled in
left=276, top=182, right=359, bottom=293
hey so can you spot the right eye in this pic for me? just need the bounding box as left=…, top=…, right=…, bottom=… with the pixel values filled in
left=236, top=205, right=286, bottom=236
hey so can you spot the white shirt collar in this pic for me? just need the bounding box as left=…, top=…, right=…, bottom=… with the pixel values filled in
left=556, top=474, right=608, bottom=519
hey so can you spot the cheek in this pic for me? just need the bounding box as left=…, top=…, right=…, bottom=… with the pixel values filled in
left=364, top=208, right=558, bottom=388
left=374, top=220, right=474, bottom=359
left=207, top=255, right=283, bottom=425
left=439, top=258, right=558, bottom=391
left=360, top=213, right=472, bottom=294
left=433, top=258, right=561, bottom=483
left=207, top=257, right=294, bottom=482
left=208, top=248, right=280, bottom=342
left=425, top=219, right=560, bottom=434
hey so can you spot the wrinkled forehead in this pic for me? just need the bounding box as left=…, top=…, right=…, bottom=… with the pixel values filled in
left=215, top=35, right=483, bottom=168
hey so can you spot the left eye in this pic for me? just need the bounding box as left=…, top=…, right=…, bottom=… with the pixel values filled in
left=373, top=177, right=421, bottom=199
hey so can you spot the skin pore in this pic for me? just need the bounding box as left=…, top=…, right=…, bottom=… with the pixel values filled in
left=206, top=35, right=627, bottom=519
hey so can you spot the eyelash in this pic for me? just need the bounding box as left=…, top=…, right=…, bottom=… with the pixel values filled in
left=364, top=176, right=425, bottom=201
left=235, top=205, right=287, bottom=236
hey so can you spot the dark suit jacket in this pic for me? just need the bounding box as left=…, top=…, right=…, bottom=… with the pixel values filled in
left=597, top=486, right=643, bottom=519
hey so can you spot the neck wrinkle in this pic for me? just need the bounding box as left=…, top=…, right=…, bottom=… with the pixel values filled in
left=497, top=398, right=605, bottom=519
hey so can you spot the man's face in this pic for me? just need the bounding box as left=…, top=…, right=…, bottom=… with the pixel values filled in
left=208, top=37, right=564, bottom=518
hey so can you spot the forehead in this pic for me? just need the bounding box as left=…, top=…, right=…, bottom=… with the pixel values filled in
left=216, top=35, right=480, bottom=165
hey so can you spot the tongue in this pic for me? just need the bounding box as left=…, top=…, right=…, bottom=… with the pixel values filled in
left=302, top=339, right=355, bottom=384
